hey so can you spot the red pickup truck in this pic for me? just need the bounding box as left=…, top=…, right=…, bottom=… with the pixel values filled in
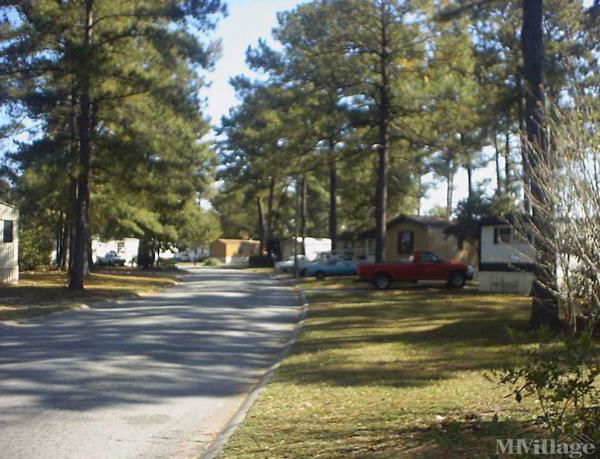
left=358, top=251, right=474, bottom=290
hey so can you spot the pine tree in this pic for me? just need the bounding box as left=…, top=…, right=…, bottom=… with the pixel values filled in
left=1, top=0, right=225, bottom=287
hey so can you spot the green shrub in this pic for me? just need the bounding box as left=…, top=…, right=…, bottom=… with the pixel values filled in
left=249, top=254, right=274, bottom=267
left=490, top=329, right=600, bottom=441
left=19, top=225, right=53, bottom=271
left=157, top=258, right=177, bottom=270
left=203, top=257, right=221, bottom=266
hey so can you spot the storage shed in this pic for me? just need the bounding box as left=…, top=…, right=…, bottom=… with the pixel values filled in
left=209, top=239, right=260, bottom=264
left=0, top=201, right=19, bottom=284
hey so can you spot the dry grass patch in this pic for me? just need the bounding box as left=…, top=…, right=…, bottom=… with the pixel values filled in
left=220, top=287, right=538, bottom=458
left=0, top=268, right=180, bottom=322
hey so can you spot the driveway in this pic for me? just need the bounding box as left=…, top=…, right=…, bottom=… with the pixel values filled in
left=0, top=268, right=302, bottom=458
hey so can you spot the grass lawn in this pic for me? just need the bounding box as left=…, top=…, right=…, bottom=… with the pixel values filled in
left=220, top=282, right=539, bottom=458
left=0, top=268, right=180, bottom=322
left=299, top=275, right=363, bottom=289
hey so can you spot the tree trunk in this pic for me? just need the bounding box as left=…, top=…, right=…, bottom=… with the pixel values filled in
left=460, top=133, right=473, bottom=200
left=68, top=177, right=77, bottom=272
left=446, top=156, right=455, bottom=218
left=516, top=74, right=531, bottom=213
left=504, top=129, right=512, bottom=193
left=60, top=215, right=70, bottom=270
left=328, top=141, right=338, bottom=252
left=87, top=236, right=93, bottom=270
left=466, top=161, right=473, bottom=200
left=137, top=238, right=153, bottom=269
left=266, top=176, right=275, bottom=256
left=416, top=172, right=422, bottom=216
left=301, top=174, right=307, bottom=248
left=69, top=0, right=93, bottom=290
left=257, top=197, right=265, bottom=254
left=375, top=2, right=390, bottom=263
left=521, top=0, right=559, bottom=329
left=56, top=212, right=64, bottom=268
left=494, top=131, right=503, bottom=195
left=294, top=176, right=301, bottom=277
left=66, top=80, right=78, bottom=272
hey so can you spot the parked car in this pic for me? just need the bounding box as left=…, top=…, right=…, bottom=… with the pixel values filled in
left=275, top=255, right=312, bottom=273
left=97, top=251, right=126, bottom=267
left=304, top=257, right=358, bottom=280
left=175, top=253, right=191, bottom=262
left=357, top=250, right=474, bottom=290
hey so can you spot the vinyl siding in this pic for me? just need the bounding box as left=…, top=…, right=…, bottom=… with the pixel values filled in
left=0, top=202, right=19, bottom=284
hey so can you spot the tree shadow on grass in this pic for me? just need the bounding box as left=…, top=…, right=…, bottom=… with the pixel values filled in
left=274, top=288, right=530, bottom=388
left=236, top=414, right=535, bottom=459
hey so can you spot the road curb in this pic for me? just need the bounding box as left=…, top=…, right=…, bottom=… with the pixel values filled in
left=200, top=284, right=309, bottom=459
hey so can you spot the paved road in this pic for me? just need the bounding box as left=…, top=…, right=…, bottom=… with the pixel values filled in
left=0, top=268, right=301, bottom=459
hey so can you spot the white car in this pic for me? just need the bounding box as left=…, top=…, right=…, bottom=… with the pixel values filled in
left=97, top=251, right=126, bottom=266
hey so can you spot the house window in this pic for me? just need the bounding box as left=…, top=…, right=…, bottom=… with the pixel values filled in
left=398, top=230, right=414, bottom=254
left=494, top=227, right=512, bottom=244
left=3, top=220, right=13, bottom=243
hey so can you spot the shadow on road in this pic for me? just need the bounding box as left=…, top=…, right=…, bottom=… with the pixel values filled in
left=0, top=269, right=301, bottom=416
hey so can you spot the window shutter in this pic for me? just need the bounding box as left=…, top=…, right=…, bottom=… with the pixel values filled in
left=493, top=227, right=498, bottom=244
left=409, top=231, right=414, bottom=253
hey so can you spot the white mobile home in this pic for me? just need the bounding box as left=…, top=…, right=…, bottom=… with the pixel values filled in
left=280, top=237, right=332, bottom=261
left=91, top=237, right=177, bottom=265
left=92, top=237, right=140, bottom=265
left=479, top=217, right=536, bottom=294
left=0, top=201, right=19, bottom=284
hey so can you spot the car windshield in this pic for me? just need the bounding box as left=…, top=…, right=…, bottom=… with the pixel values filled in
left=422, top=252, right=444, bottom=263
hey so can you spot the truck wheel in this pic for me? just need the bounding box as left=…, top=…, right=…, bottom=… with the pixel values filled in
left=315, top=271, right=326, bottom=281
left=374, top=273, right=392, bottom=290
left=449, top=271, right=466, bottom=288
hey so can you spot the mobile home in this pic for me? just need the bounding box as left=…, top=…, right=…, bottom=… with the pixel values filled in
left=479, top=216, right=536, bottom=294
left=0, top=201, right=19, bottom=284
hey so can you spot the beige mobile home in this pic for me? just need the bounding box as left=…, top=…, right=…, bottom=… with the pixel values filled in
left=0, top=201, right=19, bottom=284
left=339, top=215, right=477, bottom=264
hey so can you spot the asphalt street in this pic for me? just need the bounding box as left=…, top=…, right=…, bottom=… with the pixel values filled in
left=0, top=268, right=301, bottom=459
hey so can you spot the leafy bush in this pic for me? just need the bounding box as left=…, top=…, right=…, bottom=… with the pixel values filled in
left=490, top=329, right=600, bottom=441
left=157, top=259, right=178, bottom=270
left=203, top=257, right=221, bottom=266
left=249, top=255, right=274, bottom=267
left=19, top=225, right=53, bottom=271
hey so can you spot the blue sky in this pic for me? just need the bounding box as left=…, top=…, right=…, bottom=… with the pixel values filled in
left=203, top=0, right=306, bottom=124
left=203, top=0, right=495, bottom=214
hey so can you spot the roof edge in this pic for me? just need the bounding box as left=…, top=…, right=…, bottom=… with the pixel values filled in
left=0, top=200, right=18, bottom=210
